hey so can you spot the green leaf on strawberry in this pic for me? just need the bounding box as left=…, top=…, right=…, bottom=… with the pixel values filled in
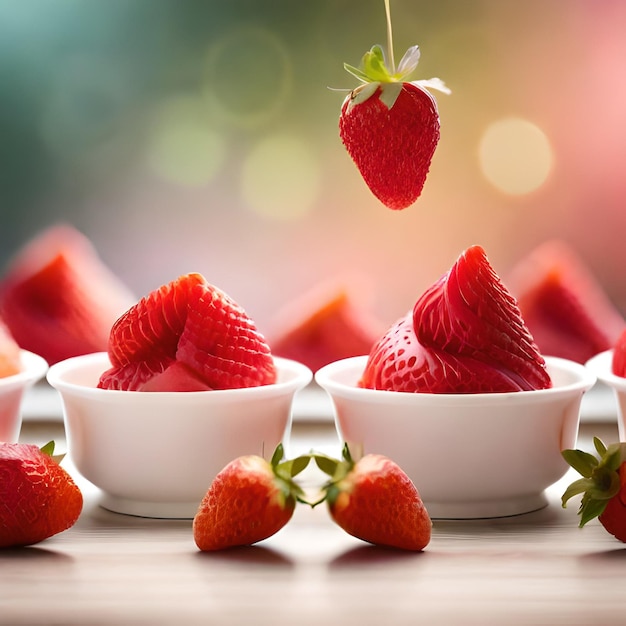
left=343, top=43, right=448, bottom=110
left=561, top=448, right=598, bottom=478
left=267, top=443, right=311, bottom=504
left=562, top=437, right=626, bottom=530
left=40, top=440, right=56, bottom=457
left=40, top=440, right=66, bottom=465
left=344, top=44, right=392, bottom=84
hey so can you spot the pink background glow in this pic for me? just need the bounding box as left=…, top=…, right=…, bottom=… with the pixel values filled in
left=1, top=0, right=625, bottom=334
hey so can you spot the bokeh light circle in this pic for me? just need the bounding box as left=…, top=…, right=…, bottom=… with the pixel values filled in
left=204, top=25, right=292, bottom=129
left=240, top=133, right=320, bottom=221
left=146, top=95, right=226, bottom=187
left=479, top=117, right=553, bottom=195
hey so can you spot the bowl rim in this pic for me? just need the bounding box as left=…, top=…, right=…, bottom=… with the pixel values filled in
left=0, top=349, right=48, bottom=389
left=586, top=350, right=626, bottom=389
left=315, top=355, right=596, bottom=405
left=47, top=351, right=312, bottom=399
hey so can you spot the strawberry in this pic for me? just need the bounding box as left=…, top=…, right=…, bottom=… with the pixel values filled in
left=561, top=437, right=626, bottom=542
left=338, top=1, right=449, bottom=210
left=98, top=272, right=276, bottom=391
left=193, top=444, right=310, bottom=551
left=0, top=441, right=83, bottom=548
left=508, top=240, right=626, bottom=364
left=612, top=328, right=626, bottom=377
left=0, top=319, right=21, bottom=378
left=0, top=224, right=135, bottom=365
left=270, top=285, right=385, bottom=372
left=314, top=445, right=431, bottom=551
left=359, top=245, right=551, bottom=393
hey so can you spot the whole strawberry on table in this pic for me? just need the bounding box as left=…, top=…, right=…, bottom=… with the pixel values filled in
left=193, top=444, right=310, bottom=551
left=193, top=443, right=431, bottom=552
left=0, top=441, right=83, bottom=548
left=313, top=444, right=432, bottom=551
left=338, top=0, right=450, bottom=210
left=561, top=437, right=626, bottom=542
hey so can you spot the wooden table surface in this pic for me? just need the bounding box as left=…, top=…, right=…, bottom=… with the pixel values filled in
left=2, top=387, right=625, bottom=626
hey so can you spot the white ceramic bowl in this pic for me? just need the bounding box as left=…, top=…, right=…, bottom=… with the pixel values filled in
left=0, top=350, right=49, bottom=443
left=47, top=352, right=312, bottom=519
left=315, top=355, right=596, bottom=520
left=586, top=350, right=626, bottom=440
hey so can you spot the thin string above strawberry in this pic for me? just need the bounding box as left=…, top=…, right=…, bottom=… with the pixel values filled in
left=338, top=0, right=450, bottom=210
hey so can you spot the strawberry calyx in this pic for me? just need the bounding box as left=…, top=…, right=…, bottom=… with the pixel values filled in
left=561, top=437, right=626, bottom=526
left=344, top=44, right=449, bottom=110
left=40, top=440, right=66, bottom=465
left=269, top=443, right=311, bottom=506
left=310, top=443, right=358, bottom=507
left=344, top=44, right=416, bottom=85
left=342, top=0, right=449, bottom=110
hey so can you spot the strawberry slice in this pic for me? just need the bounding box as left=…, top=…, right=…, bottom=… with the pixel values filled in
left=0, top=224, right=135, bottom=365
left=98, top=273, right=276, bottom=391
left=360, top=246, right=551, bottom=393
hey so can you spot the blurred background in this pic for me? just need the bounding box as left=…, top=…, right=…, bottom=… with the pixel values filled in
left=1, top=0, right=626, bottom=333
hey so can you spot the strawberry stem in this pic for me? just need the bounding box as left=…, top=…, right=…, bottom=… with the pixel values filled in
left=561, top=437, right=626, bottom=527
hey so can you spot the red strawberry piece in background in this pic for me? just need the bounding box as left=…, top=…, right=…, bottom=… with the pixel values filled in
left=359, top=245, right=552, bottom=393
left=0, top=320, right=22, bottom=378
left=193, top=444, right=310, bottom=551
left=314, top=444, right=431, bottom=551
left=612, top=328, right=626, bottom=376
left=0, top=224, right=135, bottom=365
left=98, top=272, right=276, bottom=392
left=561, top=437, right=626, bottom=542
left=507, top=240, right=626, bottom=364
left=338, top=1, right=449, bottom=210
left=269, top=282, right=385, bottom=372
left=0, top=441, right=83, bottom=548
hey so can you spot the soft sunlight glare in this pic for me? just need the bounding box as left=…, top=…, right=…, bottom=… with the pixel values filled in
left=146, top=95, right=226, bottom=187
left=479, top=117, right=553, bottom=195
left=240, top=134, right=320, bottom=221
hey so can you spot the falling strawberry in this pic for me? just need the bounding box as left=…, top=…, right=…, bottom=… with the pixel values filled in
left=561, top=437, right=626, bottom=542
left=0, top=441, right=83, bottom=548
left=314, top=444, right=431, bottom=551
left=193, top=444, right=310, bottom=551
left=338, top=0, right=449, bottom=210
